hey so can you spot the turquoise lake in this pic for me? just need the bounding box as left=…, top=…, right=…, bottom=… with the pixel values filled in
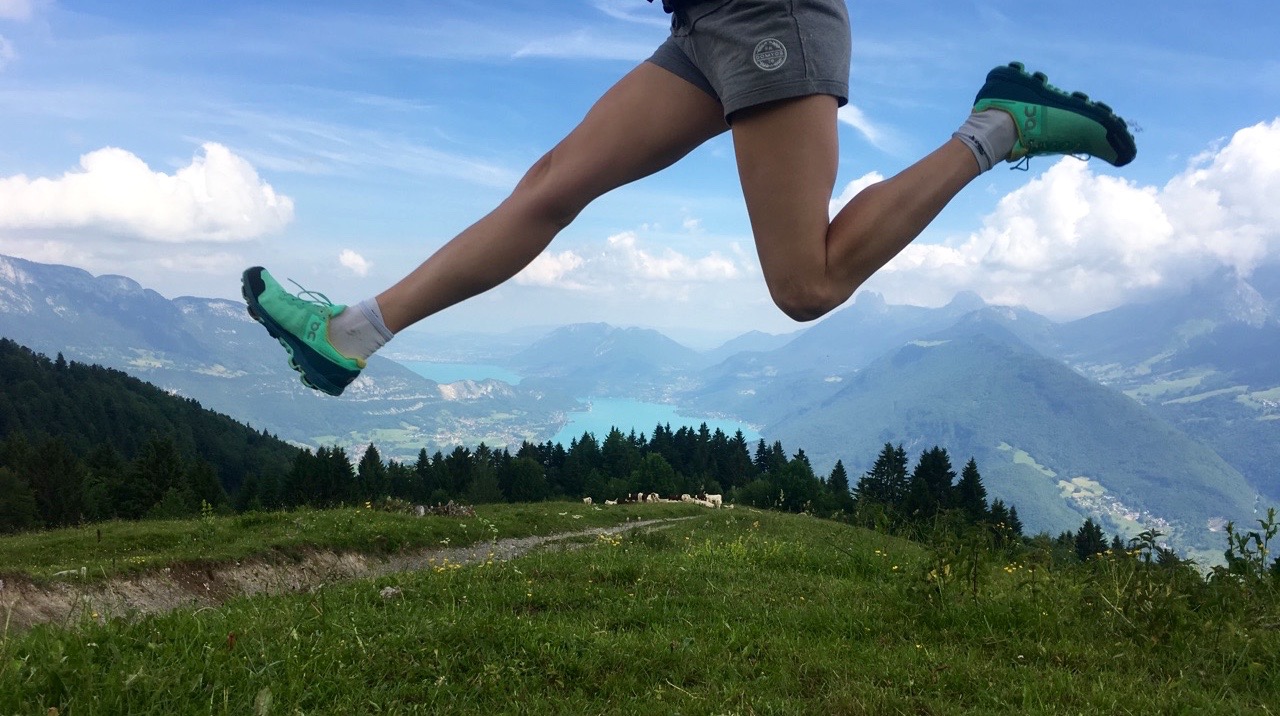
left=400, top=362, right=760, bottom=445
left=550, top=397, right=761, bottom=446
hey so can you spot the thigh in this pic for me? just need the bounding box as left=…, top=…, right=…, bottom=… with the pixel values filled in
left=534, top=61, right=730, bottom=207
left=731, top=94, right=839, bottom=283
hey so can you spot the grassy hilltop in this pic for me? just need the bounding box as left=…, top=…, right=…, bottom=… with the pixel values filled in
left=2, top=503, right=1278, bottom=714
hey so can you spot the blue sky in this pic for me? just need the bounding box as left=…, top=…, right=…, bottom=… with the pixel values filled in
left=1, top=0, right=1278, bottom=346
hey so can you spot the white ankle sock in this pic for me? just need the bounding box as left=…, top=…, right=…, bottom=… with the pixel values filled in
left=328, top=298, right=394, bottom=361
left=953, top=109, right=1018, bottom=173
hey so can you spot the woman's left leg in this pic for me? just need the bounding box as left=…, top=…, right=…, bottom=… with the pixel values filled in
left=731, top=94, right=981, bottom=321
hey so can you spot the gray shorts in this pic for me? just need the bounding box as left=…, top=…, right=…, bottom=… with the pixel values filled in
left=647, top=0, right=851, bottom=120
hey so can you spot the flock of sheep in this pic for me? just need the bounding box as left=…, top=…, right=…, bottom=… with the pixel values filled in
left=584, top=492, right=727, bottom=509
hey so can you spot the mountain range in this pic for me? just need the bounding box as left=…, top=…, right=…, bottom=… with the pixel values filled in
left=2, top=252, right=1277, bottom=556
left=0, top=255, right=577, bottom=459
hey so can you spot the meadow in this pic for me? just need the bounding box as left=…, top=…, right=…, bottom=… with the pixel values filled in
left=2, top=503, right=1277, bottom=714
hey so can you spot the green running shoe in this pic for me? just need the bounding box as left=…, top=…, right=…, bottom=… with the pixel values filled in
left=974, top=61, right=1137, bottom=167
left=241, top=266, right=364, bottom=396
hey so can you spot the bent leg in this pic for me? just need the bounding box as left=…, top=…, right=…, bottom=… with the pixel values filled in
left=732, top=95, right=980, bottom=322
left=376, top=63, right=728, bottom=333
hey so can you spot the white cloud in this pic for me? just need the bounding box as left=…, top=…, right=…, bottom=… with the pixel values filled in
left=866, top=118, right=1280, bottom=319
left=837, top=105, right=900, bottom=153
left=339, top=249, right=372, bottom=277
left=513, top=29, right=656, bottom=61
left=829, top=171, right=886, bottom=218
left=516, top=250, right=587, bottom=289
left=606, top=231, right=740, bottom=282
left=514, top=230, right=745, bottom=297
left=0, top=142, right=294, bottom=242
left=0, top=0, right=32, bottom=21
left=0, top=35, right=15, bottom=70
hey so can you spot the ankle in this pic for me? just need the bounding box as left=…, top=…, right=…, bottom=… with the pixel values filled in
left=953, top=109, right=1018, bottom=172
left=328, top=298, right=394, bottom=361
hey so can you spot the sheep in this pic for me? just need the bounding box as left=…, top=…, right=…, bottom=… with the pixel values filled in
left=583, top=497, right=593, bottom=505
left=605, top=499, right=618, bottom=506
left=679, top=492, right=720, bottom=509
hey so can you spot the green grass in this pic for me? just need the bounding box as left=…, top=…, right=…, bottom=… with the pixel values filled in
left=3, top=507, right=1278, bottom=714
left=0, top=502, right=703, bottom=582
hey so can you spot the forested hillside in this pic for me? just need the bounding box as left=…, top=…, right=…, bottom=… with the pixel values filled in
left=0, top=339, right=299, bottom=530
left=1, top=338, right=1023, bottom=550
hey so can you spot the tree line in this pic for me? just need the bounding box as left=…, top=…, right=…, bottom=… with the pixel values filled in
left=1, top=337, right=1015, bottom=547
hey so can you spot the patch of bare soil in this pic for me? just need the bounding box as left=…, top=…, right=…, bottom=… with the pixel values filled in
left=0, top=518, right=691, bottom=634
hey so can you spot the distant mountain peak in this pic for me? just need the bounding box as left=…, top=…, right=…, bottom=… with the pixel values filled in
left=96, top=274, right=145, bottom=295
left=946, top=290, right=987, bottom=313
left=852, top=290, right=886, bottom=311
left=0, top=255, right=36, bottom=287
left=1216, top=271, right=1272, bottom=327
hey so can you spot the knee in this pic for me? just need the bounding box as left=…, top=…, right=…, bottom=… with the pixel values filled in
left=769, top=282, right=843, bottom=322
left=513, top=150, right=588, bottom=230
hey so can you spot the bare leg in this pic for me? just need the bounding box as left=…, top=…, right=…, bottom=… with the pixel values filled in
left=732, top=95, right=980, bottom=321
left=376, top=63, right=728, bottom=333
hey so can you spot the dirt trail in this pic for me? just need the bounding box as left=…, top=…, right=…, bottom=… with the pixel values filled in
left=1, top=517, right=694, bottom=633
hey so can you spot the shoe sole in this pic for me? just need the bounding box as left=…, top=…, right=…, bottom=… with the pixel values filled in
left=241, top=266, right=348, bottom=396
left=979, top=62, right=1137, bottom=167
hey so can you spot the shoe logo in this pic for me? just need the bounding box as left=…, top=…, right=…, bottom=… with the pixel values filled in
left=1024, top=105, right=1039, bottom=132
left=753, top=38, right=787, bottom=71
left=307, top=320, right=321, bottom=341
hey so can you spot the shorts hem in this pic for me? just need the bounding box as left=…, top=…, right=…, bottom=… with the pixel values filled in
left=646, top=45, right=718, bottom=100
left=722, top=79, right=849, bottom=119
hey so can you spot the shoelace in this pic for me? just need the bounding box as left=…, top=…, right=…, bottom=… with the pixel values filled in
left=287, top=279, right=337, bottom=308
left=1009, top=153, right=1091, bottom=172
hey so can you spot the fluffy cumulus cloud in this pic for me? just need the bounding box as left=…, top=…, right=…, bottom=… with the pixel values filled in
left=514, top=230, right=744, bottom=295
left=829, top=171, right=886, bottom=218
left=867, top=119, right=1280, bottom=319
left=516, top=250, right=587, bottom=289
left=0, top=142, right=294, bottom=243
left=339, top=249, right=372, bottom=277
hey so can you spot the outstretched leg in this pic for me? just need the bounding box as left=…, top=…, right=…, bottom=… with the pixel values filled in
left=732, top=94, right=980, bottom=322
left=376, top=62, right=728, bottom=333
left=734, top=63, right=1137, bottom=323
left=243, top=62, right=727, bottom=395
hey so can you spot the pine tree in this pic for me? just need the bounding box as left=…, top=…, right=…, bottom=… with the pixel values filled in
left=954, top=458, right=988, bottom=522
left=1007, top=504, right=1024, bottom=538
left=444, top=446, right=473, bottom=499
left=133, top=436, right=186, bottom=506
left=632, top=453, right=678, bottom=497
left=753, top=439, right=771, bottom=474
left=186, top=460, right=228, bottom=511
left=26, top=437, right=86, bottom=527
left=466, top=459, right=504, bottom=504
left=0, top=466, right=40, bottom=533
left=561, top=433, right=600, bottom=497
left=356, top=444, right=388, bottom=500
left=602, top=428, right=640, bottom=481
left=1074, top=518, right=1108, bottom=560
left=855, top=443, right=909, bottom=509
left=826, top=460, right=856, bottom=514
left=503, top=457, right=549, bottom=503
left=720, top=430, right=755, bottom=489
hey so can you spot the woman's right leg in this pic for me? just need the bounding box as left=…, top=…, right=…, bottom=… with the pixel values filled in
left=375, top=62, right=729, bottom=333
